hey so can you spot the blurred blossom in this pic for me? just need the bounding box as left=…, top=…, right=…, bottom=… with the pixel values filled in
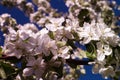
left=99, top=66, right=115, bottom=79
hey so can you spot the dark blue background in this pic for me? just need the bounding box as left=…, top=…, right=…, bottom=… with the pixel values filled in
left=0, top=0, right=120, bottom=80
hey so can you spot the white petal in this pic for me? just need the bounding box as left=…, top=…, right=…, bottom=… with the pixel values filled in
left=83, top=37, right=91, bottom=44
left=61, top=47, right=69, bottom=54
left=99, top=66, right=115, bottom=79
left=96, top=42, right=103, bottom=50
left=40, top=28, right=49, bottom=34
left=104, top=45, right=112, bottom=56
left=97, top=53, right=105, bottom=61
left=45, top=24, right=57, bottom=31
left=104, top=28, right=111, bottom=33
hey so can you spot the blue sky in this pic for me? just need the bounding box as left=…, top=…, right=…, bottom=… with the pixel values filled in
left=0, top=0, right=119, bottom=80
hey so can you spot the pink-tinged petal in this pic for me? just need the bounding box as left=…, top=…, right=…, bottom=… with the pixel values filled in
left=13, top=49, right=23, bottom=59
left=26, top=57, right=36, bottom=66
left=23, top=68, right=33, bottom=76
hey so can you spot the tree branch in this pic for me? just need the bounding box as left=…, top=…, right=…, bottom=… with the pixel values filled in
left=0, top=55, right=94, bottom=65
left=66, top=59, right=94, bottom=65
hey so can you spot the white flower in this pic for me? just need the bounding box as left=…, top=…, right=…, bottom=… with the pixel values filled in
left=96, top=42, right=112, bottom=61
left=96, top=21, right=116, bottom=43
left=21, top=23, right=38, bottom=33
left=17, top=24, right=38, bottom=40
left=0, top=13, right=11, bottom=27
left=30, top=11, right=40, bottom=22
left=34, top=34, right=57, bottom=56
left=1, top=13, right=10, bottom=19
left=26, top=2, right=33, bottom=8
left=37, top=17, right=47, bottom=26
left=23, top=57, right=46, bottom=78
left=18, top=29, right=36, bottom=53
left=66, top=18, right=80, bottom=31
left=92, top=61, right=105, bottom=74
left=45, top=17, right=65, bottom=31
left=15, top=74, right=21, bottom=80
left=18, top=30, right=32, bottom=40
left=38, top=28, right=49, bottom=35
left=8, top=28, right=18, bottom=41
left=80, top=21, right=99, bottom=44
left=54, top=28, right=64, bottom=41
left=65, top=0, right=75, bottom=7
left=32, top=0, right=46, bottom=5
left=103, top=35, right=120, bottom=47
left=2, top=28, right=24, bottom=58
left=3, top=25, right=37, bottom=58
left=0, top=17, right=5, bottom=26
left=64, top=26, right=74, bottom=39
left=3, top=42, right=23, bottom=59
left=71, top=48, right=87, bottom=59
left=58, top=46, right=70, bottom=59
left=17, top=0, right=25, bottom=4
left=23, top=68, right=33, bottom=76
left=39, top=78, right=43, bottom=80
left=99, top=66, right=115, bottom=79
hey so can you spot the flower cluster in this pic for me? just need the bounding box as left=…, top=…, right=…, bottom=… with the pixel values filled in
left=0, top=0, right=120, bottom=80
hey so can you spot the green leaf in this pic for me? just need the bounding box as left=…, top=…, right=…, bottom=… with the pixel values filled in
left=48, top=31, right=54, bottom=39
left=102, top=10, right=113, bottom=25
left=53, top=62, right=63, bottom=78
left=113, top=71, right=120, bottom=80
left=0, top=47, right=2, bottom=52
left=86, top=43, right=94, bottom=53
left=0, top=61, right=16, bottom=78
left=2, top=56, right=22, bottom=64
left=91, top=0, right=97, bottom=5
left=85, top=42, right=96, bottom=59
left=43, top=53, right=53, bottom=62
left=78, top=9, right=91, bottom=26
left=56, top=41, right=66, bottom=48
left=67, top=39, right=76, bottom=49
left=23, top=37, right=30, bottom=43
left=72, top=31, right=79, bottom=41
left=86, top=51, right=96, bottom=60
left=78, top=9, right=89, bottom=20
left=0, top=46, right=2, bottom=57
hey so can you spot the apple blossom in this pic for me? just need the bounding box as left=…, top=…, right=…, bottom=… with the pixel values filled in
left=0, top=0, right=120, bottom=80
left=45, top=17, right=65, bottom=32
left=23, top=56, right=46, bottom=78
left=96, top=42, right=112, bottom=61
left=79, top=21, right=100, bottom=44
